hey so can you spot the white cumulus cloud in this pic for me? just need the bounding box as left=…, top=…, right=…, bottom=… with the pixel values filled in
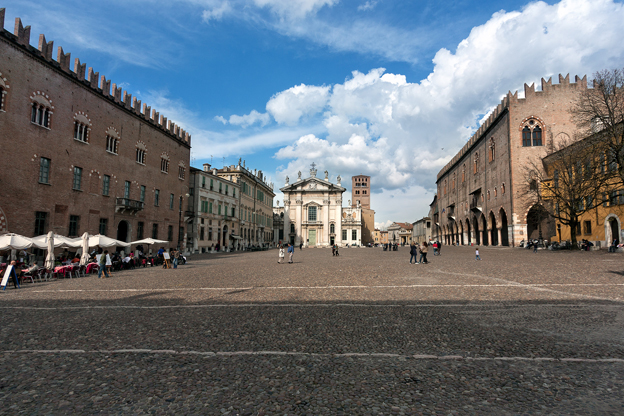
left=266, top=84, right=331, bottom=125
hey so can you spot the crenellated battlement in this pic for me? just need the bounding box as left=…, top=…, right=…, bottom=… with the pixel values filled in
left=436, top=73, right=588, bottom=182
left=0, top=9, right=191, bottom=147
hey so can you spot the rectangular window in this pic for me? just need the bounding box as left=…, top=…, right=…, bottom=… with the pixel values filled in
left=232, top=207, right=235, bottom=217
left=225, top=185, right=229, bottom=195
left=584, top=220, right=592, bottom=235
left=39, top=157, right=50, bottom=184
left=140, top=185, right=146, bottom=203
left=73, top=167, right=82, bottom=190
left=342, top=230, right=347, bottom=240
left=103, top=175, right=110, bottom=196
left=210, top=179, right=214, bottom=190
left=152, top=223, right=159, bottom=239
left=308, top=206, right=317, bottom=222
left=200, top=227, right=205, bottom=240
left=124, top=181, right=130, bottom=199
left=218, top=204, right=222, bottom=215
left=155, top=189, right=160, bottom=206
left=137, top=222, right=144, bottom=240
left=202, top=177, right=206, bottom=188
left=603, top=192, right=608, bottom=207
left=208, top=228, right=213, bottom=241
left=99, top=218, right=108, bottom=236
left=34, top=211, right=47, bottom=235
left=576, top=222, right=582, bottom=236
left=352, top=230, right=357, bottom=240
left=68, top=215, right=80, bottom=237
left=178, top=166, right=185, bottom=180
left=219, top=182, right=222, bottom=193
left=209, top=202, right=213, bottom=214
left=168, top=225, right=173, bottom=241
left=233, top=189, right=236, bottom=197
left=170, top=194, right=174, bottom=209
left=610, top=191, right=618, bottom=206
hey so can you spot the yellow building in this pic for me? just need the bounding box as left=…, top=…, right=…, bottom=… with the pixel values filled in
left=380, top=230, right=388, bottom=245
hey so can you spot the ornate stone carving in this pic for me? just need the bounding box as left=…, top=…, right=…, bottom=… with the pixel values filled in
left=324, top=170, right=329, bottom=180
left=309, top=183, right=317, bottom=190
left=297, top=171, right=302, bottom=180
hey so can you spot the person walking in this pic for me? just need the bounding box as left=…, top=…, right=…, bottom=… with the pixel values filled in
left=98, top=250, right=110, bottom=278
left=288, top=243, right=294, bottom=264
left=419, top=242, right=429, bottom=264
left=173, top=250, right=180, bottom=269
left=334, top=244, right=339, bottom=256
left=332, top=245, right=336, bottom=256
left=475, top=247, right=481, bottom=260
left=278, top=246, right=285, bottom=264
left=432, top=241, right=438, bottom=256
left=299, top=243, right=303, bottom=250
left=409, top=242, right=418, bottom=264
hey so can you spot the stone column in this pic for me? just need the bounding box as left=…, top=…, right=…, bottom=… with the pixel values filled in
left=488, top=229, right=492, bottom=246
left=324, top=199, right=330, bottom=247
left=336, top=201, right=343, bottom=246
left=479, top=230, right=483, bottom=244
left=284, top=201, right=291, bottom=246
left=296, top=200, right=303, bottom=246
left=497, top=228, right=502, bottom=246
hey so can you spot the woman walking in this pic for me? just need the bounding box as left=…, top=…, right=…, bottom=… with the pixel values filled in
left=409, top=242, right=418, bottom=264
left=419, top=242, right=429, bottom=264
left=278, top=246, right=285, bottom=264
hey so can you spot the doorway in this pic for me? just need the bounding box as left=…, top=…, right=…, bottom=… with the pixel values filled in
left=309, top=229, right=316, bottom=246
left=117, top=220, right=129, bottom=242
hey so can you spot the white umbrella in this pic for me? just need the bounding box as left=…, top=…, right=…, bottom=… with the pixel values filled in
left=80, top=232, right=90, bottom=266
left=31, top=234, right=82, bottom=249
left=130, top=238, right=169, bottom=256
left=0, top=233, right=34, bottom=250
left=88, top=234, right=130, bottom=248
left=45, top=231, right=55, bottom=270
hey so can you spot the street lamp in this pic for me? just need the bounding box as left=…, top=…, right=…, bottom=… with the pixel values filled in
left=177, top=190, right=190, bottom=251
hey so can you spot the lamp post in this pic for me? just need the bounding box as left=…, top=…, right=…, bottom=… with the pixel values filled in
left=177, top=190, right=190, bottom=251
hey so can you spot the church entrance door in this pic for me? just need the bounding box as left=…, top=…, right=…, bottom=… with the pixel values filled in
left=309, top=230, right=316, bottom=246
left=330, top=236, right=334, bottom=246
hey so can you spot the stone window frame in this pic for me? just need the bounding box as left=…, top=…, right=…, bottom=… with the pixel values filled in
left=105, top=127, right=120, bottom=155
left=178, top=161, right=186, bottom=180
left=135, top=140, right=147, bottom=165
left=73, top=111, right=92, bottom=144
left=489, top=138, right=495, bottom=162
left=519, top=116, right=545, bottom=147
left=160, top=152, right=170, bottom=173
left=30, top=91, right=54, bottom=129
left=0, top=73, right=9, bottom=112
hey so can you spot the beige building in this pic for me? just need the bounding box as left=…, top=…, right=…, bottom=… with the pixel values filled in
left=412, top=217, right=431, bottom=244
left=435, top=74, right=588, bottom=247
left=281, top=166, right=362, bottom=247
left=217, top=160, right=275, bottom=247
left=189, top=165, right=240, bottom=253
left=387, top=222, right=413, bottom=245
left=372, top=229, right=381, bottom=245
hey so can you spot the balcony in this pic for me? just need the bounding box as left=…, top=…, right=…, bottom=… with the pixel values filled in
left=116, top=198, right=144, bottom=214
left=470, top=195, right=482, bottom=212
left=446, top=205, right=455, bottom=221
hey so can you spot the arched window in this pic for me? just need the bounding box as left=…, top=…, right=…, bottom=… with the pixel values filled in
left=161, top=153, right=170, bottom=173
left=494, top=187, right=497, bottom=197
left=105, top=127, right=120, bottom=154
left=532, top=126, right=542, bottom=146
left=0, top=73, right=8, bottom=112
left=474, top=152, right=479, bottom=174
left=30, top=92, right=53, bottom=128
left=502, top=183, right=506, bottom=194
left=489, top=138, right=495, bottom=162
left=330, top=223, right=335, bottom=233
left=178, top=161, right=186, bottom=180
left=522, top=126, right=531, bottom=146
left=444, top=180, right=447, bottom=195
left=73, top=112, right=91, bottom=143
left=136, top=141, right=147, bottom=165
left=521, top=118, right=544, bottom=147
left=487, top=190, right=491, bottom=200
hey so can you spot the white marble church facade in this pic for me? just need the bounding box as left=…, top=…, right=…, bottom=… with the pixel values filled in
left=281, top=166, right=362, bottom=247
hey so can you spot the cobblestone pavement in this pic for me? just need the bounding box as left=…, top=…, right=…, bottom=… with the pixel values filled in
left=1, top=246, right=623, bottom=415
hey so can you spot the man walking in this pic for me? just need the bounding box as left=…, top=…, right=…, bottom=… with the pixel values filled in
left=288, top=243, right=294, bottom=264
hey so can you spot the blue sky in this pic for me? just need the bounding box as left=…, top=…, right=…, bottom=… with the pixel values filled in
left=5, top=0, right=624, bottom=227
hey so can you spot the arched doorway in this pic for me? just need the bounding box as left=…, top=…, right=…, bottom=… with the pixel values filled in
left=473, top=217, right=480, bottom=245
left=605, top=215, right=621, bottom=244
left=489, top=211, right=498, bottom=246
left=527, top=204, right=552, bottom=241
left=458, top=221, right=464, bottom=245
left=117, top=220, right=130, bottom=242
left=466, top=219, right=472, bottom=244
left=500, top=208, right=509, bottom=246
left=481, top=214, right=489, bottom=246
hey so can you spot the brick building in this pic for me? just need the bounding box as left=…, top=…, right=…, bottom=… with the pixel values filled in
left=0, top=11, right=191, bottom=248
left=434, top=74, right=587, bottom=247
left=351, top=175, right=375, bottom=245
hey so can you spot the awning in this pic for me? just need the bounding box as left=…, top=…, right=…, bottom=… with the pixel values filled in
left=230, top=235, right=242, bottom=240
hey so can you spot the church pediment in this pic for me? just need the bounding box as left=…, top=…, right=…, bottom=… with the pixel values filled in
left=280, top=177, right=345, bottom=193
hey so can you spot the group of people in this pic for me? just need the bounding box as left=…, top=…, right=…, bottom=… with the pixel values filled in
left=409, top=241, right=430, bottom=264
left=277, top=244, right=295, bottom=264
left=331, top=244, right=340, bottom=256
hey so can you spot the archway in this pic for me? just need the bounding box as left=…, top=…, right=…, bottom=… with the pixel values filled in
left=481, top=214, right=489, bottom=246
left=499, top=208, right=509, bottom=246
left=458, top=221, right=464, bottom=245
left=605, top=215, right=621, bottom=244
left=473, top=217, right=480, bottom=245
left=465, top=219, right=472, bottom=244
left=489, top=211, right=498, bottom=246
left=116, top=220, right=130, bottom=243
left=526, top=204, right=552, bottom=241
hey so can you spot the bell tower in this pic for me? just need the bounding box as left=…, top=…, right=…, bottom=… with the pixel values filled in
left=351, top=175, right=370, bottom=209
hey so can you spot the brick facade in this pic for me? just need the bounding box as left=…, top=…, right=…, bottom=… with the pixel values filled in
left=435, top=74, right=587, bottom=247
left=0, top=12, right=191, bottom=247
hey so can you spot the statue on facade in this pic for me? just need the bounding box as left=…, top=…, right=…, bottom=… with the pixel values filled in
left=297, top=171, right=302, bottom=180
left=285, top=175, right=289, bottom=185
left=324, top=170, right=329, bottom=180
left=337, top=175, right=342, bottom=185
left=238, top=157, right=242, bottom=166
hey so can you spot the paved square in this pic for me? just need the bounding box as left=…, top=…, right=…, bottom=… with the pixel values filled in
left=1, top=246, right=623, bottom=415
